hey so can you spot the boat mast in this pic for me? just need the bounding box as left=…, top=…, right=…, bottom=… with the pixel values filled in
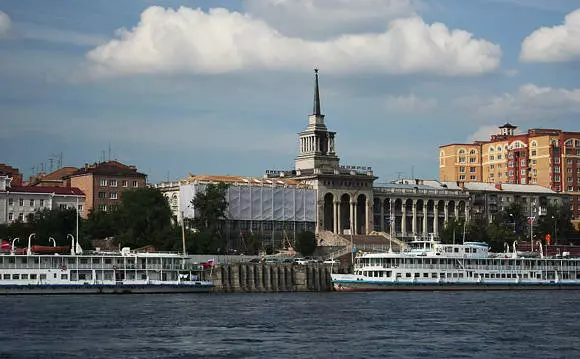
left=181, top=211, right=186, bottom=270
left=75, top=196, right=79, bottom=255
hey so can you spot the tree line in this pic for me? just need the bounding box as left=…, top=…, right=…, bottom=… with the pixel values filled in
left=438, top=202, right=579, bottom=251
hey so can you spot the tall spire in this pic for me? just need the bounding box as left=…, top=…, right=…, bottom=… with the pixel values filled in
left=313, top=68, right=322, bottom=116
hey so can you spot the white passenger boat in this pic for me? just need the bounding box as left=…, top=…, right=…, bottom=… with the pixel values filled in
left=0, top=245, right=214, bottom=295
left=331, top=240, right=580, bottom=291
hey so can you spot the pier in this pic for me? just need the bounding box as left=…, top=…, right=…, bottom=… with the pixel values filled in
left=211, top=263, right=345, bottom=293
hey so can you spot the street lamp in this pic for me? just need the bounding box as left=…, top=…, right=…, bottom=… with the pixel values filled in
left=11, top=237, right=19, bottom=255
left=509, top=213, right=516, bottom=233
left=49, top=237, right=56, bottom=247
left=551, top=215, right=557, bottom=245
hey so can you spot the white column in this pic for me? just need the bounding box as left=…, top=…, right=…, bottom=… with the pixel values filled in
left=454, top=203, right=459, bottom=220
left=401, top=200, right=407, bottom=237
left=434, top=203, right=439, bottom=236
left=366, top=199, right=372, bottom=235
left=444, top=201, right=449, bottom=224
left=350, top=201, right=355, bottom=235
left=412, top=200, right=417, bottom=236
left=337, top=201, right=342, bottom=234
left=423, top=202, right=428, bottom=236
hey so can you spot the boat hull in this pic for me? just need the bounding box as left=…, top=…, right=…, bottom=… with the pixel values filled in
left=0, top=283, right=214, bottom=295
left=332, top=280, right=580, bottom=292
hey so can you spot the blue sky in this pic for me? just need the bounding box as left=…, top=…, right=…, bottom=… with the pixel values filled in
left=1, top=0, right=580, bottom=183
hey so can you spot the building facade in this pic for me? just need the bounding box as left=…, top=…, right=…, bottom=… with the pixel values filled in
left=67, top=161, right=147, bottom=217
left=0, top=175, right=85, bottom=224
left=440, top=124, right=580, bottom=221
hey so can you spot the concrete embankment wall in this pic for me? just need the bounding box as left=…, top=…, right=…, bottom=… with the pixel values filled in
left=211, top=263, right=347, bottom=293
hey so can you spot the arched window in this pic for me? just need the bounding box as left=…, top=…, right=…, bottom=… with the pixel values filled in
left=489, top=147, right=494, bottom=153
left=531, top=141, right=537, bottom=147
left=497, top=146, right=502, bottom=152
left=458, top=149, right=466, bottom=155
left=469, top=149, right=476, bottom=155
left=565, top=139, right=573, bottom=147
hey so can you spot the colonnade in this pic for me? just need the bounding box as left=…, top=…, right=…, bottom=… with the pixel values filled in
left=300, top=135, right=335, bottom=153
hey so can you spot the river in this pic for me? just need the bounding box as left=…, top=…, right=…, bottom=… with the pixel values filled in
left=1, top=291, right=579, bottom=358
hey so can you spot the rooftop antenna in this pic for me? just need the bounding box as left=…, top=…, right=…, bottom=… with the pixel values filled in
left=411, top=165, right=415, bottom=179
left=108, top=143, right=111, bottom=162
left=49, top=158, right=54, bottom=173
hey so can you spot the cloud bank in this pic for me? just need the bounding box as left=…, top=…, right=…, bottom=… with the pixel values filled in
left=520, top=9, right=580, bottom=62
left=86, top=6, right=501, bottom=78
left=385, top=93, right=437, bottom=114
left=472, top=84, right=580, bottom=120
left=244, top=0, right=420, bottom=38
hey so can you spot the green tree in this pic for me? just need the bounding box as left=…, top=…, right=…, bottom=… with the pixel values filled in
left=439, top=218, right=464, bottom=244
left=26, top=207, right=79, bottom=246
left=115, top=187, right=174, bottom=249
left=535, top=203, right=576, bottom=244
left=189, top=183, right=229, bottom=253
left=295, top=231, right=317, bottom=256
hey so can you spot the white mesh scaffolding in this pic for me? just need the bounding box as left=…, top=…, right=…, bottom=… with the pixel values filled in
left=179, top=183, right=316, bottom=222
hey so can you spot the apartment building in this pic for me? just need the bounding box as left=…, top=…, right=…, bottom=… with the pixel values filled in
left=67, top=161, right=147, bottom=217
left=439, top=124, right=580, bottom=221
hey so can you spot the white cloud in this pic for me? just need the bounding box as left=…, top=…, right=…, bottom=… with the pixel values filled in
left=0, top=11, right=11, bottom=37
left=244, top=0, right=420, bottom=38
left=470, top=84, right=580, bottom=121
left=520, top=9, right=580, bottom=62
left=86, top=6, right=501, bottom=78
left=467, top=125, right=500, bottom=142
left=385, top=94, right=437, bottom=114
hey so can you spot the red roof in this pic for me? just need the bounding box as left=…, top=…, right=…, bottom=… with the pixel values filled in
left=3, top=186, right=85, bottom=196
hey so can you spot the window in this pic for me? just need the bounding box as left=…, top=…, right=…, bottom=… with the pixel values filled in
left=555, top=158, right=560, bottom=164
left=459, top=157, right=466, bottom=163
left=521, top=160, right=526, bottom=166
left=470, top=175, right=476, bottom=180
left=132, top=181, right=138, bottom=187
left=459, top=175, right=466, bottom=180
left=497, top=154, right=502, bottom=160
left=509, top=170, right=514, bottom=176
left=555, top=175, right=561, bottom=181
left=531, top=150, right=537, bottom=156
left=8, top=198, right=13, bottom=206
left=568, top=177, right=573, bottom=183
left=521, top=169, right=526, bottom=175
left=100, top=179, right=107, bottom=186
left=490, top=155, right=495, bottom=161
left=470, top=149, right=476, bottom=155
left=533, top=178, right=537, bottom=184
left=490, top=174, right=494, bottom=179
left=521, top=179, right=526, bottom=184
left=122, top=180, right=128, bottom=187
left=59, top=204, right=67, bottom=209
left=78, top=205, right=83, bottom=211
left=533, top=169, right=537, bottom=175
left=39, top=199, right=44, bottom=207
left=490, top=164, right=495, bottom=169
left=19, top=198, right=23, bottom=206
left=531, top=141, right=537, bottom=147
left=508, top=161, right=513, bottom=167
left=98, top=191, right=106, bottom=199
left=8, top=213, right=13, bottom=221
left=110, top=192, right=118, bottom=200
left=29, top=199, right=34, bottom=206
left=459, top=167, right=465, bottom=173
left=109, top=179, right=117, bottom=187
left=498, top=173, right=502, bottom=178
left=568, top=159, right=573, bottom=165
left=98, top=204, right=107, bottom=211
left=490, top=148, right=494, bottom=153
left=497, top=146, right=502, bottom=152
left=470, top=167, right=476, bottom=173
left=469, top=157, right=476, bottom=163
left=555, top=166, right=561, bottom=173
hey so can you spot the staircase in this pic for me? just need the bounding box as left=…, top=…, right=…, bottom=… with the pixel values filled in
left=317, top=230, right=350, bottom=247
left=369, top=231, right=408, bottom=250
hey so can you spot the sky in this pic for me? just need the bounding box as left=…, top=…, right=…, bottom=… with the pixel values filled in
left=1, top=0, right=580, bottom=184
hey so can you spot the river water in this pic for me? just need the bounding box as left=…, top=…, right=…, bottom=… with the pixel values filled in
left=1, top=291, right=579, bottom=358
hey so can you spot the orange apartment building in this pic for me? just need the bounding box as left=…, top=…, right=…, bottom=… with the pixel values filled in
left=440, top=124, right=580, bottom=221
left=66, top=161, right=147, bottom=217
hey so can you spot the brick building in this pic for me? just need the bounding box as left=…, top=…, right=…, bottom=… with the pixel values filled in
left=439, top=124, right=580, bottom=221
left=66, top=161, right=147, bottom=217
left=0, top=164, right=23, bottom=186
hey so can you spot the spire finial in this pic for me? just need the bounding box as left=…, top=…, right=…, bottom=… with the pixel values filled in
left=313, top=68, right=321, bottom=116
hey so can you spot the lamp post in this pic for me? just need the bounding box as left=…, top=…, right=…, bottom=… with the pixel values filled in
left=530, top=200, right=535, bottom=252
left=551, top=215, right=557, bottom=245
left=11, top=237, right=19, bottom=255
left=49, top=237, right=56, bottom=247
left=27, top=233, right=36, bottom=256
left=509, top=213, right=516, bottom=233
left=67, top=234, right=75, bottom=255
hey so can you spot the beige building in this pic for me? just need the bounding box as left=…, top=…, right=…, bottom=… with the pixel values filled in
left=440, top=124, right=580, bottom=221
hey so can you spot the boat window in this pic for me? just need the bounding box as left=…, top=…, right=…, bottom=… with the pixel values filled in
left=414, top=273, right=420, bottom=278
left=406, top=273, right=411, bottom=278
left=68, top=258, right=75, bottom=264
left=21, top=258, right=27, bottom=264
left=12, top=274, right=19, bottom=280
left=439, top=273, right=445, bottom=278
left=8, top=257, right=15, bottom=264
left=30, top=274, right=37, bottom=280
left=53, top=273, right=57, bottom=279
left=454, top=248, right=459, bottom=253
left=3, top=274, right=10, bottom=280
left=61, top=274, right=68, bottom=280
left=423, top=273, right=429, bottom=278
left=432, top=273, right=437, bottom=278
left=80, top=258, right=88, bottom=264
left=459, top=273, right=464, bottom=278
left=104, top=258, right=112, bottom=264
left=485, top=273, right=489, bottom=278
left=40, top=274, right=47, bottom=280
left=79, top=273, right=87, bottom=280
left=396, top=273, right=402, bottom=278
left=92, top=258, right=101, bottom=264
left=21, top=274, right=28, bottom=280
